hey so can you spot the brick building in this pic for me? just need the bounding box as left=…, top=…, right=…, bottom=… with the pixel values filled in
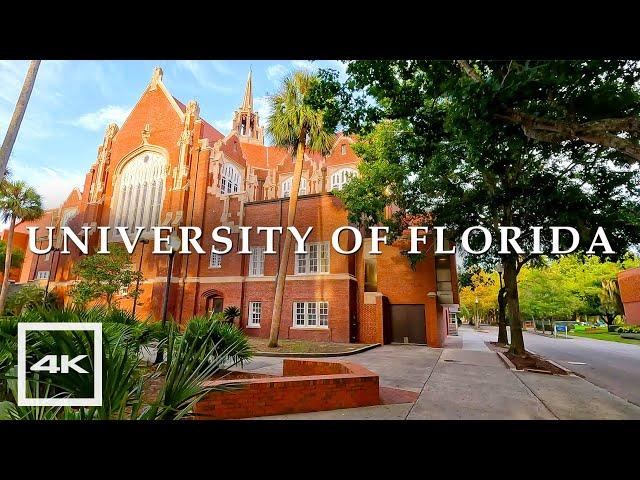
left=9, top=67, right=459, bottom=347
left=618, top=267, right=640, bottom=326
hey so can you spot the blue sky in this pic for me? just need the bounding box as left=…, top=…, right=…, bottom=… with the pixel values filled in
left=0, top=60, right=346, bottom=210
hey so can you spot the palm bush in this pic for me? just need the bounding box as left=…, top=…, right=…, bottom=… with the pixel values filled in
left=0, top=306, right=253, bottom=420
left=5, top=284, right=60, bottom=316
left=223, top=305, right=241, bottom=324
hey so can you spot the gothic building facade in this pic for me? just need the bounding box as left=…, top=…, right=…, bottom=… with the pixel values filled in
left=11, top=67, right=459, bottom=347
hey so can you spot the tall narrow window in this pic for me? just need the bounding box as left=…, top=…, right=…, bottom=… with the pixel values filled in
left=281, top=177, right=307, bottom=198
left=330, top=168, right=357, bottom=191
left=249, top=247, right=265, bottom=277
left=248, top=302, right=261, bottom=327
left=210, top=251, right=222, bottom=268
left=221, top=163, right=241, bottom=194
left=113, top=151, right=166, bottom=233
left=341, top=144, right=347, bottom=155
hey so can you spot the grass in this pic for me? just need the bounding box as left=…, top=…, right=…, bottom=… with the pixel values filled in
left=247, top=337, right=371, bottom=354
left=569, top=329, right=640, bottom=346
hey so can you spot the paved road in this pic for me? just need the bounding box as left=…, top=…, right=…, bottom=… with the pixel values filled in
left=474, top=326, right=640, bottom=407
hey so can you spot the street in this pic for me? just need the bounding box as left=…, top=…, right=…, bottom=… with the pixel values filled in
left=474, top=326, right=640, bottom=407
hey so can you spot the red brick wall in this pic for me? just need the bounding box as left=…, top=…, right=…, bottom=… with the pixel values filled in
left=194, top=359, right=379, bottom=419
left=619, top=268, right=640, bottom=325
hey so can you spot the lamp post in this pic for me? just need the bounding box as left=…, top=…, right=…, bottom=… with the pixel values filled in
left=131, top=238, right=149, bottom=319
left=43, top=247, right=60, bottom=307
left=496, top=264, right=504, bottom=289
left=160, top=231, right=182, bottom=328
left=475, top=296, right=479, bottom=329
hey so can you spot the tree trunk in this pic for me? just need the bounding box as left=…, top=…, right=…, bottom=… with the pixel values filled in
left=0, top=60, right=41, bottom=179
left=504, top=256, right=525, bottom=356
left=497, top=286, right=508, bottom=345
left=0, top=215, right=16, bottom=314
left=268, top=141, right=305, bottom=347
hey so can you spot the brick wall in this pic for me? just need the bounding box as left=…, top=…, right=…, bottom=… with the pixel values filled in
left=194, top=359, right=380, bottom=419
left=619, top=268, right=640, bottom=325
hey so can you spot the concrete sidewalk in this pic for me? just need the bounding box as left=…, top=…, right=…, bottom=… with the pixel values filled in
left=239, top=327, right=640, bottom=420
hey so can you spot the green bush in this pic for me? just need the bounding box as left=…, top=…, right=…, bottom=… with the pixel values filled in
left=616, top=325, right=640, bottom=334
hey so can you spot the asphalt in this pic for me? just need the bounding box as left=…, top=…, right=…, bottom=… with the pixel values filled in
left=474, top=326, right=640, bottom=407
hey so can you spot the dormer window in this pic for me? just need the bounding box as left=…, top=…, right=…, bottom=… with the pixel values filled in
left=341, top=144, right=347, bottom=155
left=221, top=163, right=241, bottom=194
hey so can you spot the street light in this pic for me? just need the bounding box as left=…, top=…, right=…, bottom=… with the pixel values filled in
left=496, top=263, right=504, bottom=289
left=475, top=296, right=479, bottom=329
left=160, top=230, right=182, bottom=328
left=131, top=238, right=149, bottom=319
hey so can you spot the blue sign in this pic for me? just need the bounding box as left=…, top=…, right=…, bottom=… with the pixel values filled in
left=555, top=325, right=567, bottom=332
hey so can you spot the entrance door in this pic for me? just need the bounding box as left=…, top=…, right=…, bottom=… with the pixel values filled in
left=205, top=296, right=224, bottom=315
left=390, top=304, right=426, bottom=344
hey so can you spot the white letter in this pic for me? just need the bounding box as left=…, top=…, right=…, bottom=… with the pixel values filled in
left=179, top=226, right=205, bottom=254
left=152, top=227, right=173, bottom=254
left=461, top=226, right=492, bottom=254
left=332, top=226, right=362, bottom=255
left=369, top=226, right=389, bottom=254
left=530, top=226, right=543, bottom=254
left=434, top=227, right=456, bottom=254
left=257, top=226, right=283, bottom=254
left=289, top=226, right=313, bottom=254
left=27, top=227, right=54, bottom=254
left=551, top=227, right=579, bottom=254
left=408, top=226, right=429, bottom=254
left=498, top=227, right=524, bottom=254
left=61, top=226, right=90, bottom=254
left=237, top=226, right=252, bottom=254
left=115, top=227, right=144, bottom=254
left=211, top=226, right=232, bottom=254
left=587, top=227, right=614, bottom=254
left=96, top=227, right=110, bottom=253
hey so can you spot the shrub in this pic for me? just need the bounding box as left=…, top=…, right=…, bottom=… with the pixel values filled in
left=616, top=325, right=640, bottom=334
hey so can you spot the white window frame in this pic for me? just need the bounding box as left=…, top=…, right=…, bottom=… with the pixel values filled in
left=220, top=163, right=241, bottom=195
left=281, top=177, right=307, bottom=198
left=295, top=242, right=330, bottom=275
left=249, top=247, right=265, bottom=277
left=209, top=251, right=222, bottom=269
left=292, top=301, right=329, bottom=329
left=248, top=301, right=261, bottom=328
left=36, top=271, right=49, bottom=280
left=341, top=144, right=347, bottom=155
left=330, top=167, right=357, bottom=191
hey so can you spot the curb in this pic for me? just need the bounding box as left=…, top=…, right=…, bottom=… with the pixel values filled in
left=496, top=351, right=517, bottom=370
left=526, top=348, right=574, bottom=375
left=253, top=343, right=381, bottom=358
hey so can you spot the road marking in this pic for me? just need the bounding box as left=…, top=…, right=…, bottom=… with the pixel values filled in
left=565, top=361, right=587, bottom=365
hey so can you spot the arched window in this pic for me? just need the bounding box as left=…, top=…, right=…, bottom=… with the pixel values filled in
left=113, top=151, right=166, bottom=232
left=220, top=163, right=241, bottom=194
left=281, top=177, right=307, bottom=198
left=330, top=167, right=357, bottom=191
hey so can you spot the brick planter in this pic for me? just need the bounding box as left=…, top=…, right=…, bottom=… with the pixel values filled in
left=194, top=359, right=380, bottom=419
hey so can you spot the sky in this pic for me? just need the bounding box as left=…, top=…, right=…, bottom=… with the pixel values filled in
left=0, top=60, right=347, bottom=210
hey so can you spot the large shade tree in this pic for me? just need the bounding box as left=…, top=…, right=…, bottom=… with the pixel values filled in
left=0, top=179, right=43, bottom=313
left=327, top=60, right=640, bottom=355
left=266, top=71, right=337, bottom=348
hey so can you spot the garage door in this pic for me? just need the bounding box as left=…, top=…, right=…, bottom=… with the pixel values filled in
left=390, top=304, right=426, bottom=344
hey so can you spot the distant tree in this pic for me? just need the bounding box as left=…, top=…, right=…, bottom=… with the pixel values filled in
left=0, top=240, right=25, bottom=271
left=70, top=243, right=143, bottom=308
left=0, top=179, right=43, bottom=314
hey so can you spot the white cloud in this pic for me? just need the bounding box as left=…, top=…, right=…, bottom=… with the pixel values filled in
left=291, top=60, right=317, bottom=72
left=176, top=60, right=234, bottom=94
left=212, top=117, right=233, bottom=133
left=254, top=95, right=272, bottom=125
left=209, top=60, right=234, bottom=76
left=71, top=105, right=131, bottom=131
left=266, top=64, right=287, bottom=81
left=7, top=160, right=85, bottom=210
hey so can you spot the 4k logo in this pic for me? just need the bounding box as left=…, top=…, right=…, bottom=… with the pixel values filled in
left=17, top=323, right=102, bottom=407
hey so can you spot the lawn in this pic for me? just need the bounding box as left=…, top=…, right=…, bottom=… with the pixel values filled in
left=247, top=337, right=372, bottom=354
left=569, top=329, right=640, bottom=346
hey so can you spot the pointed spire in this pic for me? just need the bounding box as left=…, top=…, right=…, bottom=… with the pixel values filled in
left=241, top=68, right=253, bottom=111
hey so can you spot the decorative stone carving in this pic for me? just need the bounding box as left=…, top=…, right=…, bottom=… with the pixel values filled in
left=141, top=123, right=151, bottom=144
left=150, top=67, right=163, bottom=90
left=185, top=99, right=200, bottom=118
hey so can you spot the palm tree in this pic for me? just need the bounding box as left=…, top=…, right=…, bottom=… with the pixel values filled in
left=0, top=179, right=43, bottom=313
left=266, top=71, right=336, bottom=347
left=0, top=60, right=41, bottom=179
